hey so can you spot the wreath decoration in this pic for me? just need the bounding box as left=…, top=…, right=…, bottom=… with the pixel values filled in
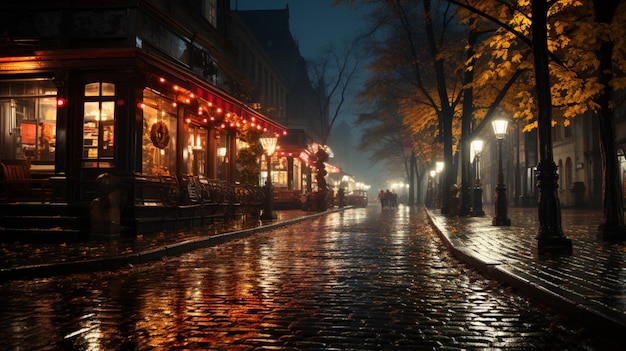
left=150, top=121, right=170, bottom=149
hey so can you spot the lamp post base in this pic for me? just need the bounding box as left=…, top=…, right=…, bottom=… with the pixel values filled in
left=492, top=217, right=511, bottom=226
left=472, top=187, right=484, bottom=216
left=261, top=184, right=277, bottom=221
left=536, top=160, right=572, bottom=254
left=492, top=184, right=510, bottom=226
left=537, top=236, right=573, bottom=255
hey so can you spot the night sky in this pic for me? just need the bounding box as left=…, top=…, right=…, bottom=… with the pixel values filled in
left=231, top=0, right=367, bottom=59
left=231, top=0, right=386, bottom=191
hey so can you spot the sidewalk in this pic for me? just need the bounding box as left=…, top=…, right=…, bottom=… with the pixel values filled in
left=426, top=206, right=626, bottom=335
left=0, top=209, right=335, bottom=281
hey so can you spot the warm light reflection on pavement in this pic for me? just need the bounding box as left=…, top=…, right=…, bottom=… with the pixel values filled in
left=0, top=205, right=618, bottom=350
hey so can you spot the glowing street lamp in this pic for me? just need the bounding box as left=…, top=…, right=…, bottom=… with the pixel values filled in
left=470, top=139, right=484, bottom=216
left=260, top=132, right=278, bottom=220
left=436, top=161, right=444, bottom=173
left=492, top=119, right=511, bottom=226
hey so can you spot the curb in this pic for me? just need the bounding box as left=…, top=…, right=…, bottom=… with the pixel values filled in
left=1, top=208, right=343, bottom=282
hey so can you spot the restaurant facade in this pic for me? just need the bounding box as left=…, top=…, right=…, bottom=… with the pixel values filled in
left=0, top=0, right=297, bottom=237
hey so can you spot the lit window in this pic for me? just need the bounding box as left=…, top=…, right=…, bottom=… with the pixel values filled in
left=83, top=82, right=115, bottom=168
left=0, top=80, right=57, bottom=162
left=141, top=88, right=177, bottom=175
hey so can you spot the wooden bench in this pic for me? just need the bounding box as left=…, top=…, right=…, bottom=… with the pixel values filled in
left=0, top=159, right=51, bottom=203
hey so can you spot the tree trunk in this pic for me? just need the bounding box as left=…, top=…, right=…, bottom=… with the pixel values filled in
left=423, top=0, right=454, bottom=214
left=532, top=0, right=572, bottom=253
left=595, top=0, right=626, bottom=240
left=415, top=159, right=422, bottom=205
left=459, top=23, right=477, bottom=216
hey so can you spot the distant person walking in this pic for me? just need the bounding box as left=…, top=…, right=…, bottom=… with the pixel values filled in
left=385, top=189, right=393, bottom=209
left=378, top=190, right=385, bottom=209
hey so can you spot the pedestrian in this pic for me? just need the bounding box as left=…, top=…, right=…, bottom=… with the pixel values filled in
left=391, top=189, right=398, bottom=208
left=385, top=189, right=393, bottom=207
left=378, top=190, right=385, bottom=209
left=338, top=188, right=345, bottom=208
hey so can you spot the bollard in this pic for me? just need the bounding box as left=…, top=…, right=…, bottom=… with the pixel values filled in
left=90, top=173, right=121, bottom=237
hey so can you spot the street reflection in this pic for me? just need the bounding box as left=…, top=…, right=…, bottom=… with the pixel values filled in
left=0, top=207, right=617, bottom=350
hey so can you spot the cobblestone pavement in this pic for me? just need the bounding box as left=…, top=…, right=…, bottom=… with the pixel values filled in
left=0, top=206, right=619, bottom=350
left=428, top=206, right=626, bottom=336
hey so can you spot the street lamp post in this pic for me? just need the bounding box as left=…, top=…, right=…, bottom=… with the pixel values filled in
left=260, top=132, right=278, bottom=220
left=435, top=161, right=444, bottom=209
left=403, top=140, right=415, bottom=207
left=428, top=169, right=436, bottom=207
left=492, top=119, right=511, bottom=226
left=470, top=139, right=484, bottom=216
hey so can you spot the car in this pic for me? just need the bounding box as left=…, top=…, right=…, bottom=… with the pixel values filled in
left=346, top=190, right=368, bottom=207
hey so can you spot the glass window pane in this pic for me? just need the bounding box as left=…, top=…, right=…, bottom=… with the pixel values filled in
left=84, top=101, right=100, bottom=121
left=84, top=83, right=100, bottom=97
left=0, top=81, right=57, bottom=162
left=84, top=101, right=99, bottom=159
left=101, top=120, right=114, bottom=158
left=101, top=83, right=115, bottom=96
left=142, top=101, right=177, bottom=176
left=100, top=101, right=115, bottom=121
left=39, top=97, right=57, bottom=121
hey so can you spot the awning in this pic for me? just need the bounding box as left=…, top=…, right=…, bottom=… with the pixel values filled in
left=276, top=129, right=313, bottom=161
left=144, top=50, right=287, bottom=136
left=188, top=81, right=287, bottom=135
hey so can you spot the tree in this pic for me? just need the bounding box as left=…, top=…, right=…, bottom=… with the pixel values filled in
left=355, top=89, right=442, bottom=197
left=591, top=0, right=626, bottom=240
left=236, top=127, right=263, bottom=187
left=348, top=0, right=511, bottom=213
left=309, top=39, right=362, bottom=145
left=351, top=2, right=447, bottom=199
left=351, top=0, right=469, bottom=213
left=451, top=0, right=626, bottom=240
left=344, top=0, right=626, bottom=239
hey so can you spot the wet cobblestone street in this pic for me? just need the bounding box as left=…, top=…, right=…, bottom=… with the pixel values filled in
left=0, top=206, right=618, bottom=350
